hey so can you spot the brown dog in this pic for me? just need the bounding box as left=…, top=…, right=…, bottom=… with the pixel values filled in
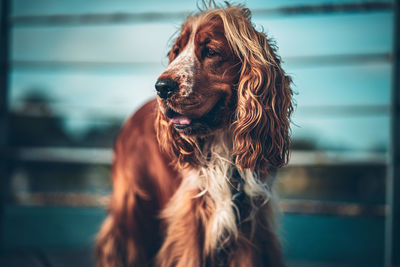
left=96, top=3, right=293, bottom=267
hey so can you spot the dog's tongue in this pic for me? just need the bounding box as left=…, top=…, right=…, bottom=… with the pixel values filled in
left=170, top=116, right=191, bottom=125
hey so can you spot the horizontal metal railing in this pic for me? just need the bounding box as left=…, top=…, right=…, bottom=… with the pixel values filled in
left=10, top=2, right=394, bottom=26
left=6, top=147, right=387, bottom=166
left=9, top=192, right=387, bottom=217
left=11, top=53, right=392, bottom=71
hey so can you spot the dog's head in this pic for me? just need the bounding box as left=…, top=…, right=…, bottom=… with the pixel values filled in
left=156, top=12, right=240, bottom=136
left=155, top=4, right=293, bottom=173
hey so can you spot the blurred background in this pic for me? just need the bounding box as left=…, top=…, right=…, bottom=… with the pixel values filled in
left=0, top=0, right=398, bottom=266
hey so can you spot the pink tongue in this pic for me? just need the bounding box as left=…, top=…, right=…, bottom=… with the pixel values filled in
left=170, top=116, right=191, bottom=125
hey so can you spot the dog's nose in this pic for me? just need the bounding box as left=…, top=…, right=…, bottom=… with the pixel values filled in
left=155, top=79, right=179, bottom=99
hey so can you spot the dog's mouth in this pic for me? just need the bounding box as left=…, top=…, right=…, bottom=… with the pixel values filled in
left=165, top=97, right=227, bottom=135
left=166, top=110, right=192, bottom=130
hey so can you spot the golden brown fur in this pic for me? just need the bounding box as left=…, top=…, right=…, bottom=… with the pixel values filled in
left=96, top=3, right=292, bottom=267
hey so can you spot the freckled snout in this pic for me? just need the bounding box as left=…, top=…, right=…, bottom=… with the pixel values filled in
left=155, top=78, right=179, bottom=99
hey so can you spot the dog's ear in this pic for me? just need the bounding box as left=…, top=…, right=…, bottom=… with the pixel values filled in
left=230, top=29, right=293, bottom=174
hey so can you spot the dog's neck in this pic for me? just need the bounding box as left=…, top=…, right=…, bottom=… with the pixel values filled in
left=181, top=131, right=272, bottom=251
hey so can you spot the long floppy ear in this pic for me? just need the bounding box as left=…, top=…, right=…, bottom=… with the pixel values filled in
left=221, top=7, right=293, bottom=174
left=232, top=54, right=292, bottom=173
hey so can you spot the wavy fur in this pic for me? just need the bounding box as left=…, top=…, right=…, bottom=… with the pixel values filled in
left=96, top=3, right=292, bottom=267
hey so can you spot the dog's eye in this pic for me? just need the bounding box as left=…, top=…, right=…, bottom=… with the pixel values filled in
left=173, top=48, right=179, bottom=56
left=204, top=47, right=218, bottom=58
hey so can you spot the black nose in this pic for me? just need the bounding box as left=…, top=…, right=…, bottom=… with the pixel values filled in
left=155, top=79, right=179, bottom=99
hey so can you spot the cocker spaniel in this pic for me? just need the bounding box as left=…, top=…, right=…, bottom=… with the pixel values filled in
left=96, top=3, right=293, bottom=267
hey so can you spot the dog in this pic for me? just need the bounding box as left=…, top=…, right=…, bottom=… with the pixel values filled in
left=96, top=3, right=293, bottom=267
